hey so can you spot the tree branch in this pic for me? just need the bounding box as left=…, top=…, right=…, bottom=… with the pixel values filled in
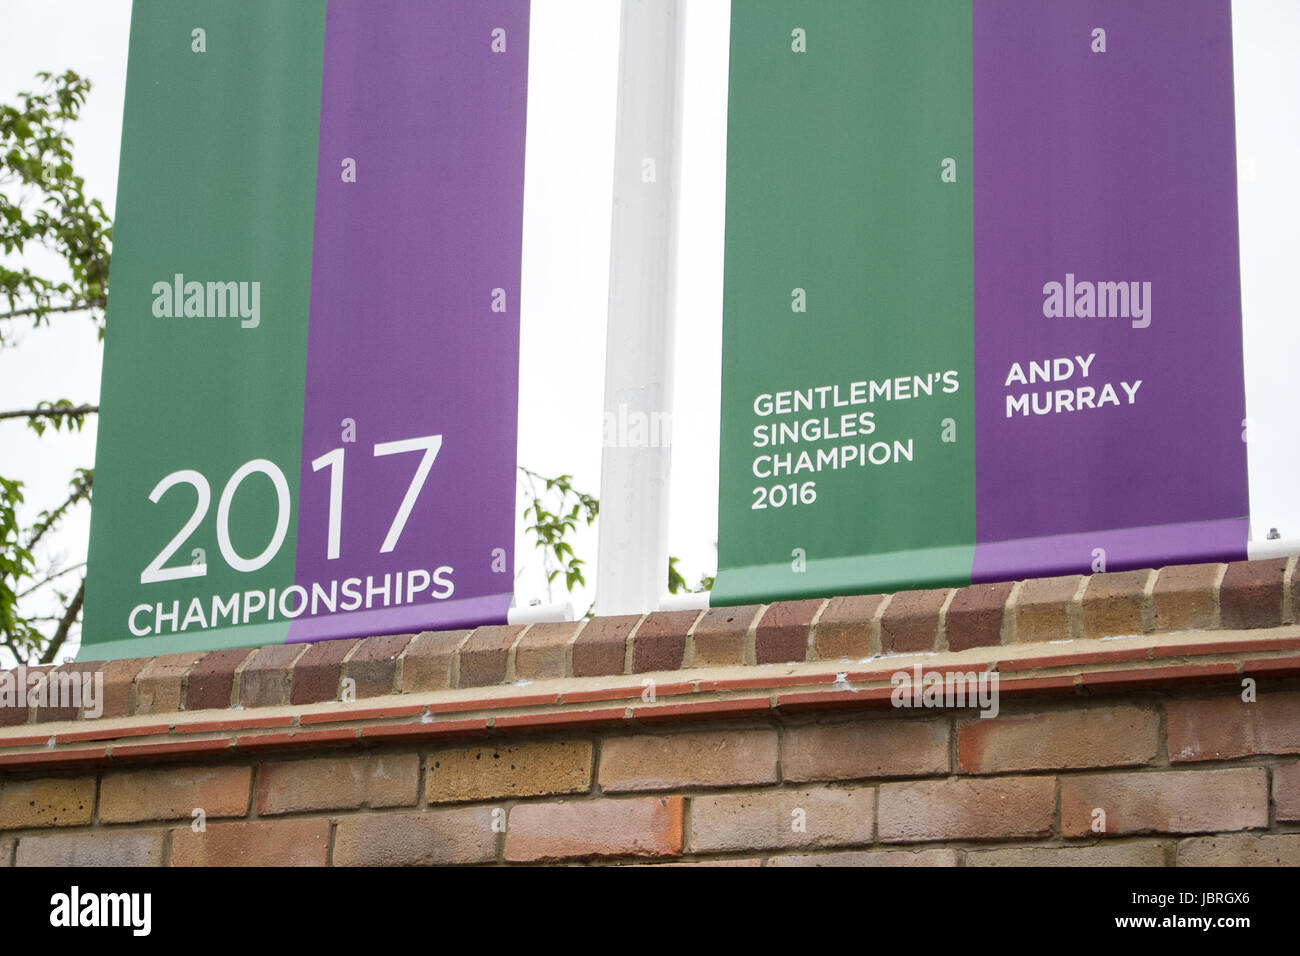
left=16, top=560, right=85, bottom=599
left=40, top=576, right=83, bottom=665
left=0, top=403, right=98, bottom=422
left=0, top=299, right=105, bottom=321
left=25, top=470, right=93, bottom=553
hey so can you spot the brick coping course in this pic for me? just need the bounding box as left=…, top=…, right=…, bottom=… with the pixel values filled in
left=0, top=558, right=1292, bottom=737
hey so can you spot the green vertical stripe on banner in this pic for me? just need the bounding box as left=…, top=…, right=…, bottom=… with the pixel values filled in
left=714, top=1, right=975, bottom=605
left=82, top=2, right=326, bottom=657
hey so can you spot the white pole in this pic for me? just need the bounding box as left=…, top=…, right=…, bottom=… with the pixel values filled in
left=596, top=0, right=686, bottom=617
left=659, top=590, right=709, bottom=612
left=507, top=602, right=574, bottom=625
left=1247, top=538, right=1300, bottom=561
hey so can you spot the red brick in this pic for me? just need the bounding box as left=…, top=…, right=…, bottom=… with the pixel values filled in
left=945, top=582, right=1013, bottom=652
left=562, top=683, right=690, bottom=704
left=1081, top=569, right=1151, bottom=639
left=958, top=704, right=1159, bottom=774
left=236, top=644, right=307, bottom=708
left=769, top=848, right=959, bottom=867
left=966, top=843, right=1168, bottom=867
left=783, top=717, right=949, bottom=781
left=878, top=776, right=1055, bottom=843
left=776, top=687, right=897, bottom=713
left=257, top=752, right=419, bottom=814
left=880, top=589, right=950, bottom=654
left=459, top=625, right=523, bottom=687
left=0, top=746, right=106, bottom=770
left=633, top=698, right=771, bottom=722
left=185, top=648, right=255, bottom=711
left=1220, top=558, right=1287, bottom=629
left=1243, top=655, right=1300, bottom=678
left=0, top=777, right=95, bottom=828
left=998, top=675, right=1079, bottom=697
left=426, top=739, right=592, bottom=803
left=1080, top=662, right=1237, bottom=692
left=812, top=594, right=885, bottom=660
left=0, top=667, right=32, bottom=726
left=1156, top=635, right=1300, bottom=659
left=1273, top=761, right=1300, bottom=821
left=843, top=666, right=904, bottom=683
left=359, top=717, right=488, bottom=742
left=691, top=605, right=760, bottom=667
left=572, top=615, right=638, bottom=677
left=911, top=662, right=997, bottom=679
left=232, top=729, right=358, bottom=752
left=428, top=691, right=556, bottom=714
left=15, top=829, right=165, bottom=867
left=1167, top=691, right=1300, bottom=761
left=171, top=817, right=329, bottom=866
left=599, top=728, right=778, bottom=792
left=343, top=633, right=414, bottom=698
left=1060, top=768, right=1267, bottom=836
left=696, top=674, right=831, bottom=692
left=505, top=796, right=684, bottom=862
left=998, top=646, right=1148, bottom=671
left=56, top=723, right=171, bottom=743
left=299, top=703, right=424, bottom=725
left=99, top=765, right=251, bottom=823
left=34, top=662, right=101, bottom=722
left=111, top=738, right=232, bottom=760
left=134, top=652, right=204, bottom=714
left=178, top=715, right=293, bottom=734
left=754, top=600, right=822, bottom=665
left=1011, top=574, right=1082, bottom=643
left=1153, top=563, right=1222, bottom=632
left=290, top=639, right=360, bottom=705
left=651, top=858, right=765, bottom=867
left=333, top=808, right=498, bottom=865
left=689, top=787, right=874, bottom=853
left=96, top=657, right=150, bottom=720
left=631, top=611, right=698, bottom=673
left=399, top=629, right=470, bottom=692
left=493, top=707, right=627, bottom=732
left=513, top=621, right=580, bottom=680
left=1176, top=833, right=1300, bottom=866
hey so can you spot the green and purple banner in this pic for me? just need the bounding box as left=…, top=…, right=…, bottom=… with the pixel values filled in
left=714, top=0, right=1248, bottom=605
left=82, top=0, right=529, bottom=659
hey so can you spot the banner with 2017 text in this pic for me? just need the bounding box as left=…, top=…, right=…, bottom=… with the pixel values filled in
left=82, top=0, right=529, bottom=660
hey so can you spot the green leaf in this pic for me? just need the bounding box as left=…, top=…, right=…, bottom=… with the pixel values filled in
left=0, top=70, right=108, bottom=663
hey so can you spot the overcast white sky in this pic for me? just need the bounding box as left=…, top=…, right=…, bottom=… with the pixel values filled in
left=0, top=1, right=1296, bottom=662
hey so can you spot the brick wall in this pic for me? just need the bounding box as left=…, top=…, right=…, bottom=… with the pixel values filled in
left=2, top=557, right=1298, bottom=866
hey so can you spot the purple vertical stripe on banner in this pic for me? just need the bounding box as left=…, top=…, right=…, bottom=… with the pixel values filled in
left=971, top=0, right=1248, bottom=581
left=971, top=517, right=1247, bottom=584
left=288, top=0, right=529, bottom=642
